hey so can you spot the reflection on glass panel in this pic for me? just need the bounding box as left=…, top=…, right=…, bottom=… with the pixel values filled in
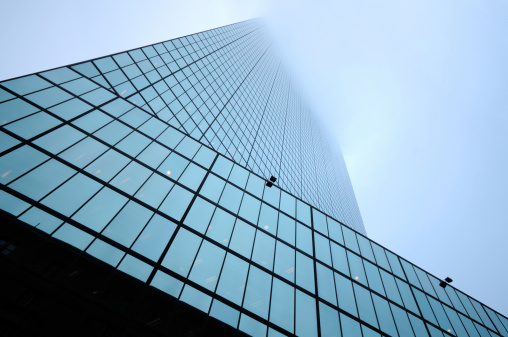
left=210, top=299, right=240, bottom=328
left=257, top=203, right=278, bottom=235
left=206, top=208, right=235, bottom=246
left=363, top=260, right=386, bottom=296
left=427, top=297, right=454, bottom=334
left=296, top=222, right=313, bottom=255
left=229, top=219, right=255, bottom=259
left=274, top=241, right=295, bottom=282
left=407, top=313, right=429, bottom=337
left=239, top=313, right=267, bottom=337
left=131, top=214, right=177, bottom=261
left=102, top=201, right=153, bottom=247
left=72, top=187, right=128, bottom=232
left=136, top=142, right=170, bottom=169
left=335, top=273, right=358, bottom=317
left=216, top=253, right=249, bottom=306
left=243, top=266, right=272, bottom=319
left=357, top=235, right=375, bottom=262
left=188, top=240, right=226, bottom=291
left=371, top=242, right=391, bottom=271
left=470, top=298, right=497, bottom=331
left=0, top=145, right=49, bottom=184
left=372, top=294, right=399, bottom=337
left=86, top=239, right=125, bottom=267
left=390, top=303, right=416, bottom=337
left=41, top=173, right=101, bottom=217
left=162, top=228, right=202, bottom=277
left=158, top=152, right=189, bottom=180
left=427, top=323, right=445, bottom=337
left=110, top=161, right=152, bottom=195
left=316, top=263, right=337, bottom=306
left=269, top=278, right=294, bottom=333
left=354, top=283, right=378, bottom=328
left=179, top=285, right=212, bottom=313
left=238, top=193, right=261, bottom=225
left=347, top=251, right=368, bottom=287
left=319, top=301, right=341, bottom=337
left=150, top=270, right=184, bottom=298
left=251, top=230, right=275, bottom=271
left=414, top=267, right=437, bottom=298
left=9, top=159, right=75, bottom=201
left=340, top=313, right=362, bottom=337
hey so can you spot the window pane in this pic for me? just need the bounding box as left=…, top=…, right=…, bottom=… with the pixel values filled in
left=131, top=214, right=177, bottom=261
left=188, top=240, right=226, bottom=291
left=216, top=253, right=249, bottom=306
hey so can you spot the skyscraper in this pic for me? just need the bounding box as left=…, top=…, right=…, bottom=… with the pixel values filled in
left=0, top=19, right=506, bottom=337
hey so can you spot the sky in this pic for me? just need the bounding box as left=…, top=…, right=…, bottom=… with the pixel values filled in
left=1, top=0, right=507, bottom=316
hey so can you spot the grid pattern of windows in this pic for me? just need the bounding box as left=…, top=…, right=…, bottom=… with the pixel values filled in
left=1, top=19, right=507, bottom=337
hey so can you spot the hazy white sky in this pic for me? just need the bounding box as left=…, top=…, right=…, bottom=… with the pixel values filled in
left=1, top=0, right=507, bottom=316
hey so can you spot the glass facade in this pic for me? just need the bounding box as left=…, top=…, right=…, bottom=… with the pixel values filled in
left=0, top=19, right=507, bottom=337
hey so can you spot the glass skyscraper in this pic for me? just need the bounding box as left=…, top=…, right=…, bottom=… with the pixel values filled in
left=0, top=19, right=506, bottom=337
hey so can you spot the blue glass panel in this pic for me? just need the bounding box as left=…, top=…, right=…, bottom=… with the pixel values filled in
left=49, top=97, right=92, bottom=120
left=238, top=193, right=261, bottom=225
left=102, top=201, right=153, bottom=247
left=73, top=110, right=112, bottom=134
left=18, top=207, right=63, bottom=234
left=200, top=174, right=225, bottom=202
left=0, top=145, right=49, bottom=184
left=117, top=254, right=153, bottom=282
left=257, top=203, right=278, bottom=235
left=162, top=228, right=202, bottom=277
left=206, top=208, right=235, bottom=246
left=116, top=131, right=152, bottom=157
left=296, top=222, right=313, bottom=255
left=72, top=187, right=128, bottom=232
left=379, top=269, right=403, bottom=306
left=59, top=137, right=108, bottom=168
left=363, top=260, right=385, bottom=296
left=188, top=240, right=226, bottom=291
left=357, top=235, right=375, bottom=262
left=41, top=174, right=101, bottom=216
left=319, top=301, right=341, bottom=337
left=277, top=213, right=295, bottom=246
left=9, top=159, right=75, bottom=201
left=391, top=303, right=416, bottom=337
left=296, top=199, right=311, bottom=226
left=414, top=267, right=438, bottom=297
left=86, top=239, right=125, bottom=267
left=85, top=149, right=130, bottom=182
left=296, top=252, right=315, bottom=293
left=136, top=142, right=170, bottom=169
left=0, top=131, right=20, bottom=153
left=34, top=125, right=86, bottom=154
left=274, top=241, right=295, bottom=282
left=41, top=67, right=80, bottom=84
left=178, top=162, right=206, bottom=191
left=228, top=164, right=249, bottom=188
left=354, top=283, right=378, bottom=328
left=243, top=265, right=272, bottom=319
left=26, top=86, right=72, bottom=108
left=408, top=313, right=430, bottom=337
left=251, top=230, right=275, bottom=271
left=335, top=273, right=358, bottom=316
left=395, top=278, right=419, bottom=313
left=371, top=242, right=391, bottom=271
left=313, top=208, right=328, bottom=236
left=263, top=185, right=280, bottom=208
left=2, top=75, right=52, bottom=95
left=239, top=314, right=267, bottom=337
left=372, top=294, right=399, bottom=337
left=184, top=197, right=215, bottom=233
left=193, top=145, right=216, bottom=168
left=0, top=98, right=39, bottom=125
left=279, top=191, right=295, bottom=218
left=158, top=152, right=189, bottom=180
left=216, top=253, right=249, bottom=306
left=210, top=300, right=240, bottom=328
left=245, top=173, right=264, bottom=198
left=341, top=226, right=360, bottom=254
left=150, top=271, right=184, bottom=298
left=134, top=174, right=174, bottom=208
left=61, top=77, right=99, bottom=96
left=229, top=219, right=255, bottom=258
left=386, top=251, right=406, bottom=280
left=110, top=161, right=151, bottom=195
left=443, top=305, right=470, bottom=337
left=158, top=185, right=193, bottom=221
left=218, top=183, right=243, bottom=213
left=316, top=263, right=337, bottom=306
left=211, top=155, right=233, bottom=178
left=0, top=191, right=30, bottom=216
left=5, top=112, right=60, bottom=139
left=340, top=313, right=362, bottom=337
left=131, top=214, right=177, bottom=261
left=52, top=223, right=94, bottom=250
left=269, top=278, right=294, bottom=333
left=413, top=287, right=438, bottom=325
left=295, top=290, right=318, bottom=336
left=314, top=232, right=332, bottom=266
